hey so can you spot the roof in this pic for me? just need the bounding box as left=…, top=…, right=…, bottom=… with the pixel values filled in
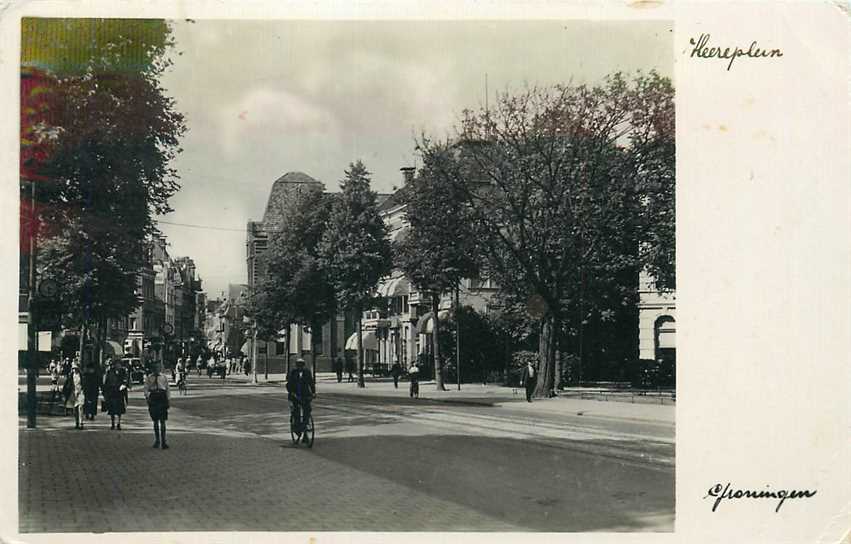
left=377, top=185, right=411, bottom=213
left=261, top=172, right=324, bottom=226
left=375, top=193, right=393, bottom=207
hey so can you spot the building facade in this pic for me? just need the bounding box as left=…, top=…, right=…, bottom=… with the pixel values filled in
left=246, top=172, right=357, bottom=373
left=246, top=168, right=504, bottom=376
left=637, top=270, right=676, bottom=365
left=351, top=167, right=499, bottom=376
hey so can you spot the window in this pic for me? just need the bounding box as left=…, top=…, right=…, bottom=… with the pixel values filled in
left=470, top=275, right=497, bottom=289
left=275, top=341, right=286, bottom=355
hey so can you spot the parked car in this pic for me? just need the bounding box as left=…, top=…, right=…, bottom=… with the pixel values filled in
left=122, top=357, right=145, bottom=384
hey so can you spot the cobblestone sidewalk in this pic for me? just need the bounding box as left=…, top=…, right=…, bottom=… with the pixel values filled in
left=19, top=403, right=521, bottom=533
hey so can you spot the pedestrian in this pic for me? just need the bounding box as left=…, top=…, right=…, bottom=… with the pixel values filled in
left=144, top=361, right=170, bottom=449
left=390, top=362, right=402, bottom=389
left=49, top=359, right=62, bottom=401
left=196, top=354, right=203, bottom=376
left=408, top=361, right=420, bottom=399
left=63, top=363, right=85, bottom=429
left=176, top=357, right=187, bottom=394
left=103, top=357, right=128, bottom=430
left=346, top=357, right=355, bottom=383
left=334, top=356, right=343, bottom=383
left=81, top=362, right=101, bottom=420
left=520, top=358, right=538, bottom=402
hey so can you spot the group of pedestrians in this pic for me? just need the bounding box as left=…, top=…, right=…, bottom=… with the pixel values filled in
left=54, top=357, right=129, bottom=429
left=329, top=355, right=423, bottom=398
left=196, top=353, right=247, bottom=379
left=51, top=356, right=172, bottom=448
left=332, top=356, right=356, bottom=383
left=324, top=355, right=539, bottom=402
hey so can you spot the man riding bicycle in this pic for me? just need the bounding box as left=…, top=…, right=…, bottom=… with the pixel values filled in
left=175, top=358, right=187, bottom=392
left=286, top=358, right=315, bottom=442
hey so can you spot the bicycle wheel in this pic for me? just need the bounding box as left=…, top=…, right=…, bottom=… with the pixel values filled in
left=303, top=414, right=314, bottom=448
left=290, top=412, right=301, bottom=445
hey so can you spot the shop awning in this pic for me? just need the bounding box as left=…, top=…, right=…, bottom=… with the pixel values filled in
left=345, top=330, right=378, bottom=351
left=102, top=340, right=124, bottom=357
left=377, top=276, right=411, bottom=298
left=125, top=339, right=142, bottom=356
left=414, top=310, right=451, bottom=334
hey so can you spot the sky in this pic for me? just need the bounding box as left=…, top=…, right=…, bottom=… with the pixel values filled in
left=155, top=19, right=673, bottom=298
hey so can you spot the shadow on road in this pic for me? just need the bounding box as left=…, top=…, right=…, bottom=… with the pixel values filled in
left=307, top=434, right=674, bottom=532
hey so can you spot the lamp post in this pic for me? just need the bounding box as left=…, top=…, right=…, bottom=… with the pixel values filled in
left=25, top=179, right=38, bottom=428
left=455, top=283, right=461, bottom=391
left=251, top=324, right=258, bottom=385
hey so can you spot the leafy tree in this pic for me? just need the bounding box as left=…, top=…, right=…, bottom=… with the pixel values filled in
left=319, top=161, right=391, bottom=387
left=437, top=306, right=504, bottom=384
left=253, top=185, right=335, bottom=377
left=21, top=19, right=186, bottom=366
left=394, top=156, right=479, bottom=390
left=421, top=72, right=674, bottom=397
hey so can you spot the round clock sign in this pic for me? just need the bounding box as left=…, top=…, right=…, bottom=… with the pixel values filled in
left=38, top=279, right=59, bottom=299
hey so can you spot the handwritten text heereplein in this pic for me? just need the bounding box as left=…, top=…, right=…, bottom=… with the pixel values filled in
left=689, top=33, right=783, bottom=71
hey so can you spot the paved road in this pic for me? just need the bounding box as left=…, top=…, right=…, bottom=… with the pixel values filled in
left=19, top=378, right=674, bottom=533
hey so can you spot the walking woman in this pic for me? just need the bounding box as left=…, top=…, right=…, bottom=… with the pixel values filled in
left=144, top=361, right=170, bottom=449
left=63, top=363, right=85, bottom=429
left=103, top=357, right=128, bottom=430
left=81, top=362, right=101, bottom=420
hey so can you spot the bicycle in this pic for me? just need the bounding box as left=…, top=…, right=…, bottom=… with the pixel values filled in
left=289, top=396, right=314, bottom=448
left=177, top=373, right=188, bottom=395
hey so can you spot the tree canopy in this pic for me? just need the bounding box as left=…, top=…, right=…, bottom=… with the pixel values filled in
left=252, top=184, right=335, bottom=359
left=21, top=19, right=186, bottom=361
left=395, top=150, right=480, bottom=390
left=319, top=161, right=391, bottom=386
left=420, top=71, right=675, bottom=396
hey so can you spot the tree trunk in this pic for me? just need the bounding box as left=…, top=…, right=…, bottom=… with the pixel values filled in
left=431, top=293, right=445, bottom=391
left=329, top=310, right=337, bottom=366
left=356, top=311, right=365, bottom=388
left=285, top=323, right=292, bottom=375
left=98, top=318, right=107, bottom=368
left=535, top=314, right=558, bottom=398
left=310, top=320, right=318, bottom=389
left=554, top=348, right=561, bottom=392
left=78, top=321, right=86, bottom=367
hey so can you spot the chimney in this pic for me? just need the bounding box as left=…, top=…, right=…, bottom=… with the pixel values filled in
left=400, top=166, right=415, bottom=185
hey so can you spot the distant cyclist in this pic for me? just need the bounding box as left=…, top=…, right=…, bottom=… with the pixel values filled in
left=286, top=358, right=315, bottom=442
left=175, top=358, right=187, bottom=393
left=408, top=361, right=420, bottom=399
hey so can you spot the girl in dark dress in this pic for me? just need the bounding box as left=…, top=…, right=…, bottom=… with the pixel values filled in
left=103, top=358, right=128, bottom=429
left=81, top=363, right=101, bottom=420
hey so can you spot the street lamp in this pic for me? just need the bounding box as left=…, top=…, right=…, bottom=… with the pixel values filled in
left=455, top=282, right=461, bottom=391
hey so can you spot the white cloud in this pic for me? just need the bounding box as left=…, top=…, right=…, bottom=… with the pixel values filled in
left=216, top=87, right=339, bottom=158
